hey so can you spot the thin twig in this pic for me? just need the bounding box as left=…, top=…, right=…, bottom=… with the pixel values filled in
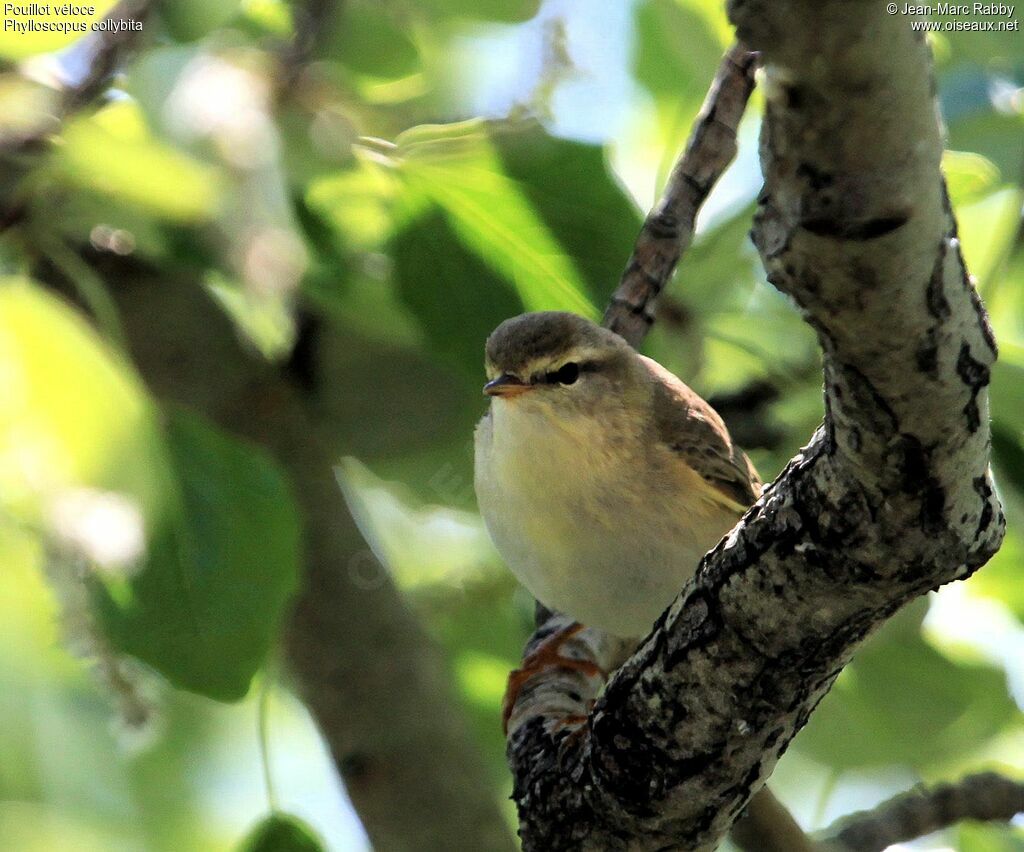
left=603, top=42, right=758, bottom=348
left=819, top=772, right=1024, bottom=852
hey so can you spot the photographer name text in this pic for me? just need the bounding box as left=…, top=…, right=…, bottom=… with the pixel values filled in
left=898, top=3, right=1014, bottom=13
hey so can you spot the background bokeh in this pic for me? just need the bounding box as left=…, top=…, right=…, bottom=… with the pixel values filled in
left=0, top=0, right=1022, bottom=849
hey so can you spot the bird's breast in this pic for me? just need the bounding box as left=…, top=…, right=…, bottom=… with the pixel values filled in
left=474, top=403, right=739, bottom=637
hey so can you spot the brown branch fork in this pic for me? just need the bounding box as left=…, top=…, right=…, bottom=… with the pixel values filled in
left=504, top=3, right=1014, bottom=848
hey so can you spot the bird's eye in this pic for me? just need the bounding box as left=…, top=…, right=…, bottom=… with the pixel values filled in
left=549, top=362, right=580, bottom=385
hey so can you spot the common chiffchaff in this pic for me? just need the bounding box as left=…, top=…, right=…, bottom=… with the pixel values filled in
left=474, top=311, right=760, bottom=639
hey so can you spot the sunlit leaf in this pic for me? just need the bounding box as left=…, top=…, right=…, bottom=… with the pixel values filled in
left=0, top=74, right=61, bottom=147
left=0, top=279, right=170, bottom=533
left=491, top=123, right=643, bottom=304
left=205, top=271, right=296, bottom=360
left=56, top=103, right=223, bottom=222
left=943, top=150, right=1002, bottom=205
left=957, top=821, right=1024, bottom=852
left=0, top=801, right=134, bottom=852
left=391, top=207, right=522, bottom=376
left=955, top=187, right=1022, bottom=286
left=239, top=0, right=292, bottom=35
left=397, top=120, right=596, bottom=318
left=95, top=409, right=301, bottom=701
left=337, top=457, right=497, bottom=591
left=305, top=159, right=398, bottom=252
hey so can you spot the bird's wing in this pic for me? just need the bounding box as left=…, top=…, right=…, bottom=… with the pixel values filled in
left=641, top=355, right=762, bottom=513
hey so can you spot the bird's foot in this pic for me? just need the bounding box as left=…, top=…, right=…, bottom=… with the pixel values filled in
left=502, top=622, right=604, bottom=735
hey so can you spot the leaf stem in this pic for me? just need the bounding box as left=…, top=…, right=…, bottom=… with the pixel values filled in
left=258, top=657, right=280, bottom=813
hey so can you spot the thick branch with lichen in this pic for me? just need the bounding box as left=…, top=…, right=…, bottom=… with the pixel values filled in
left=506, top=4, right=1006, bottom=850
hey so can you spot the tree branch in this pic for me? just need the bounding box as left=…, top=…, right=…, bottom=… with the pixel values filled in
left=603, top=42, right=757, bottom=347
left=819, top=772, right=1024, bottom=852
left=510, top=41, right=811, bottom=852
left=506, top=3, right=1005, bottom=849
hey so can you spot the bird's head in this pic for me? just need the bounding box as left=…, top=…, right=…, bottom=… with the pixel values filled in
left=483, top=312, right=642, bottom=420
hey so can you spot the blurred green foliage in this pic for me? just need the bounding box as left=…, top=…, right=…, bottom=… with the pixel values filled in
left=238, top=813, right=327, bottom=852
left=0, top=0, right=1021, bottom=849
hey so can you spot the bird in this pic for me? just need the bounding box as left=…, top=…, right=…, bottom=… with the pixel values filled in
left=474, top=311, right=761, bottom=722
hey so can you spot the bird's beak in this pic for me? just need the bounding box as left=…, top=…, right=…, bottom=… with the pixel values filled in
left=483, top=374, right=531, bottom=398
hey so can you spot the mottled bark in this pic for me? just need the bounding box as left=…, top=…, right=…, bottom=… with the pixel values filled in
left=507, top=4, right=1005, bottom=850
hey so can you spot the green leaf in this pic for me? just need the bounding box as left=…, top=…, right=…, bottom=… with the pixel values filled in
left=305, top=159, right=399, bottom=253
left=991, top=346, right=1024, bottom=433
left=491, top=123, right=643, bottom=304
left=943, top=150, right=1002, bottom=206
left=391, top=207, right=522, bottom=377
left=958, top=822, right=1024, bottom=852
left=237, top=814, right=327, bottom=852
left=158, top=0, right=243, bottom=41
left=319, top=2, right=420, bottom=80
left=55, top=102, right=223, bottom=222
left=632, top=0, right=726, bottom=101
left=955, top=187, right=1023, bottom=287
left=793, top=606, right=1017, bottom=771
left=992, top=426, right=1024, bottom=501
left=396, top=120, right=597, bottom=319
left=970, top=514, right=1024, bottom=620
left=944, top=90, right=1024, bottom=183
left=0, top=279, right=171, bottom=531
left=0, top=283, right=297, bottom=699
left=672, top=204, right=761, bottom=314
left=96, top=409, right=301, bottom=701
left=0, top=74, right=62, bottom=144
left=239, top=0, right=292, bottom=34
